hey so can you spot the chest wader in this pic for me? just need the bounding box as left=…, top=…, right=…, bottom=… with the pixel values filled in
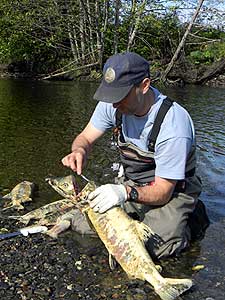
left=113, top=98, right=210, bottom=259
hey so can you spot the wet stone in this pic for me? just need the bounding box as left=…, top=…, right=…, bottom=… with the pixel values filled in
left=33, top=288, right=51, bottom=296
left=1, top=214, right=225, bottom=300
left=0, top=281, right=10, bottom=289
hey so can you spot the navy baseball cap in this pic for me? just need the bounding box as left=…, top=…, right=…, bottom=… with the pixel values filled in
left=93, top=52, right=150, bottom=103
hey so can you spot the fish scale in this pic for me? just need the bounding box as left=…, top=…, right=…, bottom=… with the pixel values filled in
left=2, top=181, right=36, bottom=211
left=46, top=175, right=193, bottom=300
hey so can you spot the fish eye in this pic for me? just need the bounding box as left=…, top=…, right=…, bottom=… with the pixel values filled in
left=63, top=183, right=69, bottom=187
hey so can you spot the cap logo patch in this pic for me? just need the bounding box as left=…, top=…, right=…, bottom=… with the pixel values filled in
left=104, top=67, right=116, bottom=83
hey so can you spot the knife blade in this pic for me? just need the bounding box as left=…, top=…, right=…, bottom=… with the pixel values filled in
left=80, top=174, right=90, bottom=183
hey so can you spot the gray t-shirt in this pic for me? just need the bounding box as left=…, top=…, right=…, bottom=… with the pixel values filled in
left=90, top=87, right=195, bottom=180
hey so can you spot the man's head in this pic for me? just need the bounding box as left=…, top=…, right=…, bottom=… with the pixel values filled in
left=93, top=52, right=150, bottom=104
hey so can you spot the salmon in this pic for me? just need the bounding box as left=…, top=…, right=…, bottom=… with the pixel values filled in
left=47, top=177, right=193, bottom=300
left=2, top=181, right=36, bottom=211
left=8, top=198, right=76, bottom=226
left=8, top=175, right=78, bottom=226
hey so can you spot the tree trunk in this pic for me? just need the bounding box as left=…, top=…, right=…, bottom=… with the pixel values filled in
left=95, top=1, right=102, bottom=68
left=95, top=0, right=109, bottom=70
left=79, top=0, right=86, bottom=63
left=197, top=58, right=225, bottom=84
left=127, top=0, right=146, bottom=51
left=113, top=0, right=120, bottom=54
left=86, top=0, right=96, bottom=62
left=161, top=0, right=205, bottom=82
left=64, top=0, right=77, bottom=61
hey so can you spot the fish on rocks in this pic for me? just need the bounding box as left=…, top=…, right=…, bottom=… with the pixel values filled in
left=45, top=180, right=96, bottom=238
left=1, top=181, right=37, bottom=211
left=8, top=175, right=78, bottom=226
left=47, top=176, right=193, bottom=300
left=8, top=198, right=77, bottom=226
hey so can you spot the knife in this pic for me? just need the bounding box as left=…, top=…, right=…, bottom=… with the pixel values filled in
left=0, top=225, right=48, bottom=240
left=80, top=174, right=91, bottom=183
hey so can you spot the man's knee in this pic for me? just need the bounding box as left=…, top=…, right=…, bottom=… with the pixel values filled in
left=188, top=199, right=210, bottom=241
left=145, top=230, right=191, bottom=260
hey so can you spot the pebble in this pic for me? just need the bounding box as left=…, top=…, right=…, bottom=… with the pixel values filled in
left=1, top=216, right=225, bottom=300
left=192, top=264, right=205, bottom=271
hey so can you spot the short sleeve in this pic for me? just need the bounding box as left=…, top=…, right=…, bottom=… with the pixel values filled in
left=154, top=137, right=192, bottom=180
left=90, top=102, right=115, bottom=132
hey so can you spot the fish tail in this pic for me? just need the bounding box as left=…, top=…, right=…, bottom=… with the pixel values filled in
left=155, top=277, right=193, bottom=300
left=1, top=205, right=14, bottom=211
left=8, top=215, right=21, bottom=220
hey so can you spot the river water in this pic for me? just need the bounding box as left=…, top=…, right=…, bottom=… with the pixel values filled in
left=0, top=78, right=225, bottom=299
left=0, top=79, right=224, bottom=217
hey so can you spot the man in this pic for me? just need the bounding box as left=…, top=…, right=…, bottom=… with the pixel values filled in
left=62, top=52, right=209, bottom=259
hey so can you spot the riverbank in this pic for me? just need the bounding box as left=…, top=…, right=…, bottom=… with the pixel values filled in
left=0, top=64, right=225, bottom=88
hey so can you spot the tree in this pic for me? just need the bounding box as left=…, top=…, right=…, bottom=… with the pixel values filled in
left=161, top=0, right=205, bottom=82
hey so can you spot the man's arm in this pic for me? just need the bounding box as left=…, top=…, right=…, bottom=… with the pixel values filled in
left=125, top=176, right=177, bottom=206
left=89, top=176, right=177, bottom=214
left=62, top=122, right=104, bottom=174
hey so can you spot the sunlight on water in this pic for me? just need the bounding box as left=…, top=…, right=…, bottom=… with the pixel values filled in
left=0, top=80, right=224, bottom=218
left=163, top=85, right=225, bottom=218
left=1, top=79, right=225, bottom=298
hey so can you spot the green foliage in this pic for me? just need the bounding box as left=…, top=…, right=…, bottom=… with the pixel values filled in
left=189, top=42, right=225, bottom=65
left=0, top=0, right=224, bottom=76
left=0, top=0, right=69, bottom=73
left=132, top=13, right=181, bottom=60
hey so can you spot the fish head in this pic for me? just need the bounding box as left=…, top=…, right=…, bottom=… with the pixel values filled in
left=45, top=175, right=77, bottom=200
left=46, top=175, right=96, bottom=208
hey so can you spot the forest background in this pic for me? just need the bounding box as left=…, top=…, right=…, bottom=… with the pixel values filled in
left=0, top=0, right=224, bottom=85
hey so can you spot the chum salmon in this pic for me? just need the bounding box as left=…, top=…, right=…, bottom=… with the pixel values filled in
left=47, top=176, right=193, bottom=300
left=2, top=181, right=36, bottom=211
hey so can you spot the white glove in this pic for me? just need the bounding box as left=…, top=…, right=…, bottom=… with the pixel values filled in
left=88, top=184, right=128, bottom=213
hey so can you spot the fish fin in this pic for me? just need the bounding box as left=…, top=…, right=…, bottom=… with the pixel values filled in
left=24, top=197, right=32, bottom=202
left=15, top=204, right=25, bottom=210
left=1, top=204, right=14, bottom=211
left=2, top=203, right=24, bottom=211
left=155, top=265, right=162, bottom=273
left=7, top=215, right=29, bottom=225
left=46, top=220, right=71, bottom=239
left=135, top=221, right=154, bottom=243
left=108, top=254, right=118, bottom=271
left=155, top=278, right=193, bottom=300
left=2, top=193, right=11, bottom=200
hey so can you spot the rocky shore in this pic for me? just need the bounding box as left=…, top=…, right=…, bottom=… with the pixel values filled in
left=1, top=209, right=225, bottom=300
left=0, top=216, right=160, bottom=300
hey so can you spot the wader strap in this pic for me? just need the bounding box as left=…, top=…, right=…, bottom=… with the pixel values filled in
left=113, top=110, right=125, bottom=142
left=148, top=97, right=174, bottom=152
left=115, top=109, right=122, bottom=128
left=115, top=97, right=174, bottom=151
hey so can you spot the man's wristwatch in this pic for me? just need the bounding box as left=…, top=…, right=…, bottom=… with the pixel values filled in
left=128, top=186, right=139, bottom=202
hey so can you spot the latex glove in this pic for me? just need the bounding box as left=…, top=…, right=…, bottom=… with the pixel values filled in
left=88, top=184, right=128, bottom=213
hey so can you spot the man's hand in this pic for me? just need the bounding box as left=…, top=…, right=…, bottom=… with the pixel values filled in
left=61, top=147, right=87, bottom=175
left=61, top=122, right=105, bottom=174
left=88, top=184, right=128, bottom=213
